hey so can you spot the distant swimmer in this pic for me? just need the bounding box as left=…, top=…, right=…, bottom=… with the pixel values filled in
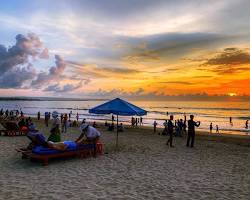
left=210, top=123, right=213, bottom=133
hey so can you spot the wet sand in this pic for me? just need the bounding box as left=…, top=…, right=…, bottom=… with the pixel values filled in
left=0, top=119, right=249, bottom=200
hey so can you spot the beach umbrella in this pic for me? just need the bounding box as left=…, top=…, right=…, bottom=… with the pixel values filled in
left=89, top=98, right=147, bottom=147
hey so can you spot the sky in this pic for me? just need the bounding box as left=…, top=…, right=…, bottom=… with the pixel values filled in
left=0, top=0, right=250, bottom=100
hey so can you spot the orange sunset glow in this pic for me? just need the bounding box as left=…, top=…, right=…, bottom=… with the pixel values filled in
left=0, top=0, right=250, bottom=100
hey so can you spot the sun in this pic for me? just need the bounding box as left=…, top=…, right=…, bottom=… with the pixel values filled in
left=228, top=93, right=237, bottom=97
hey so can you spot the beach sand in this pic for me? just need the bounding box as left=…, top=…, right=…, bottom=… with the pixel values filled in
left=0, top=119, right=250, bottom=200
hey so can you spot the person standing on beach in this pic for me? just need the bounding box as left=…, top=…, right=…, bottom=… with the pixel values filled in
left=44, top=112, right=49, bottom=127
left=48, top=111, right=61, bottom=142
left=166, top=115, right=174, bottom=147
left=216, top=125, right=219, bottom=133
left=186, top=115, right=200, bottom=148
left=153, top=121, right=157, bottom=133
left=140, top=117, right=143, bottom=126
left=230, top=117, right=233, bottom=126
left=62, top=113, right=68, bottom=133
left=245, top=120, right=248, bottom=129
left=210, top=123, right=213, bottom=133
left=37, top=111, right=40, bottom=120
left=76, top=112, right=79, bottom=121
left=112, top=115, right=115, bottom=123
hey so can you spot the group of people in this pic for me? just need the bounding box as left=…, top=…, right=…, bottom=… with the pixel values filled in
left=131, top=116, right=143, bottom=126
left=154, top=115, right=200, bottom=148
left=22, top=111, right=101, bottom=152
left=209, top=123, right=220, bottom=133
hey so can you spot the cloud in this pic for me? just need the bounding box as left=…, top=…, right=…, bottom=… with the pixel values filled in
left=0, top=33, right=47, bottom=74
left=0, top=33, right=49, bottom=88
left=201, top=48, right=250, bottom=74
left=44, top=81, right=83, bottom=93
left=32, top=55, right=67, bottom=87
left=160, top=81, right=195, bottom=85
left=0, top=64, right=36, bottom=88
left=39, top=48, right=49, bottom=59
left=204, top=48, right=250, bottom=66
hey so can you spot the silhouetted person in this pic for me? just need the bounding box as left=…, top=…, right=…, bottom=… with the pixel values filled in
left=216, top=125, right=219, bottom=133
left=210, top=123, right=213, bottom=133
left=246, top=120, right=249, bottom=129
left=37, top=111, right=40, bottom=120
left=60, top=113, right=63, bottom=123
left=76, top=112, right=79, bottom=121
left=45, top=112, right=49, bottom=127
left=93, top=121, right=97, bottom=128
left=186, top=115, right=200, bottom=148
left=20, top=111, right=24, bottom=118
left=153, top=121, right=157, bottom=133
left=230, top=117, right=233, bottom=126
left=166, top=115, right=174, bottom=147
left=162, top=120, right=168, bottom=135
left=140, top=117, right=143, bottom=126
left=112, top=115, right=115, bottom=123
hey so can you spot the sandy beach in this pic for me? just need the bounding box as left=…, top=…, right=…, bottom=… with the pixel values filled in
left=0, top=119, right=250, bottom=200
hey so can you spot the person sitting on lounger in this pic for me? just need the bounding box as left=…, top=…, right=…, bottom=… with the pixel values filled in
left=75, top=124, right=101, bottom=145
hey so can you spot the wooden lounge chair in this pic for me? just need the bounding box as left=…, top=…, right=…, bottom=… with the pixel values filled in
left=0, top=121, right=27, bottom=136
left=19, top=144, right=100, bottom=166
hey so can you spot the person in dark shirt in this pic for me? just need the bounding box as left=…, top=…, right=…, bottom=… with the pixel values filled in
left=166, top=115, right=174, bottom=147
left=186, top=115, right=200, bottom=148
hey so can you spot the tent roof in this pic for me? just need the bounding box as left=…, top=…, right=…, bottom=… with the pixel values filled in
left=89, top=98, right=147, bottom=116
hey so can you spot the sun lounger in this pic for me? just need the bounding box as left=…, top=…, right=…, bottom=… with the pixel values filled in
left=19, top=141, right=104, bottom=165
left=0, top=121, right=27, bottom=136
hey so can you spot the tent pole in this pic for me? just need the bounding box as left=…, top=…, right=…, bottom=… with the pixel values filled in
left=116, top=114, right=119, bottom=149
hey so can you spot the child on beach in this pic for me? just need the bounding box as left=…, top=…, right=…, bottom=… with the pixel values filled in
left=216, top=125, right=219, bottom=133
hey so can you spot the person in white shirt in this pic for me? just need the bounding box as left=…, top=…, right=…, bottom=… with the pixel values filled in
left=75, top=124, right=101, bottom=144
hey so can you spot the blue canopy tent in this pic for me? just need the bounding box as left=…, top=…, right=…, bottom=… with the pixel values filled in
left=89, top=98, right=147, bottom=147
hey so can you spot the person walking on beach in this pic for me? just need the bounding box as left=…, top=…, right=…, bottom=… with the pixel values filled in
left=245, top=120, right=248, bottom=129
left=37, top=111, right=40, bottom=120
left=210, top=123, right=213, bottom=133
left=166, top=115, right=174, bottom=147
left=153, top=121, right=157, bottom=133
left=216, top=125, right=219, bottom=133
left=186, top=115, right=200, bottom=148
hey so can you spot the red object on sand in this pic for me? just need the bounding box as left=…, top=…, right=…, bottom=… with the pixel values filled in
left=96, top=141, right=104, bottom=154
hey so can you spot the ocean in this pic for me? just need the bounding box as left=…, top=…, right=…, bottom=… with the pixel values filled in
left=0, top=99, right=249, bottom=135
